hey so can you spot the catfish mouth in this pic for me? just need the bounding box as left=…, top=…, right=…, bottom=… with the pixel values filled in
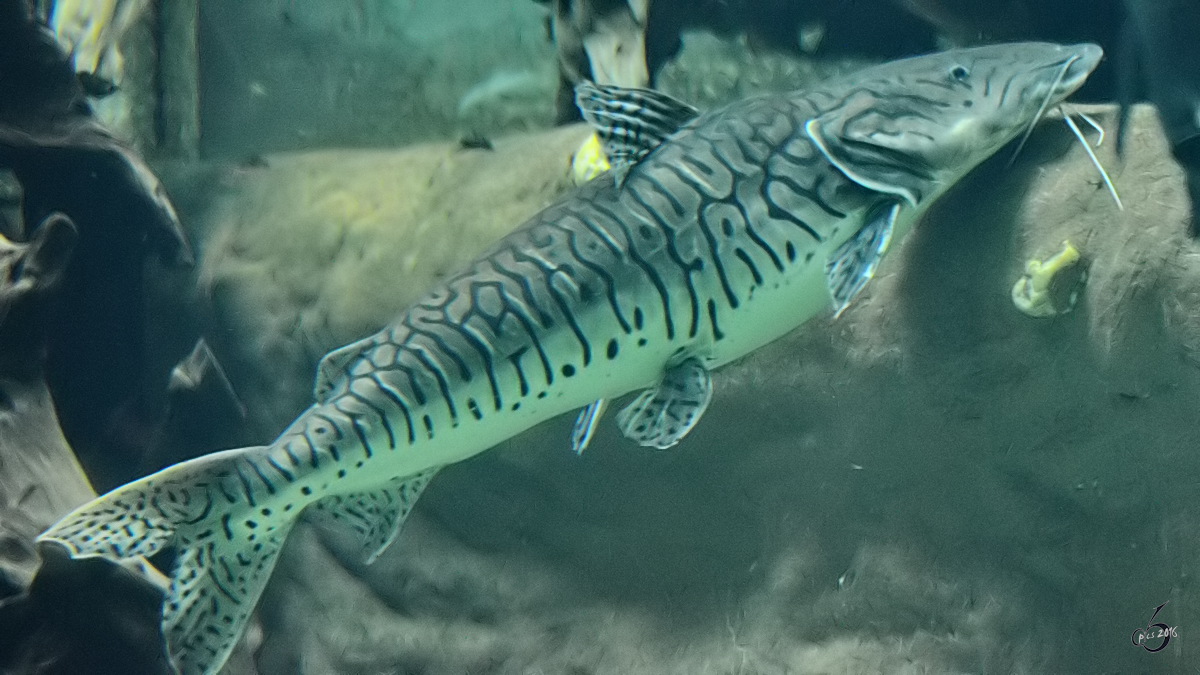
left=1056, top=43, right=1104, bottom=98
left=1008, top=43, right=1103, bottom=166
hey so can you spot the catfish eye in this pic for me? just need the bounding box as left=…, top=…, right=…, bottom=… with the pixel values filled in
left=950, top=65, right=970, bottom=81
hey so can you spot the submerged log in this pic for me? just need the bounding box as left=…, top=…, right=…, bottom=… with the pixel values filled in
left=0, top=194, right=173, bottom=675
left=0, top=215, right=85, bottom=589
left=158, top=0, right=201, bottom=159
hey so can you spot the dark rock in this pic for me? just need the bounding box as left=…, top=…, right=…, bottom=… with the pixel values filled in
left=0, top=550, right=171, bottom=675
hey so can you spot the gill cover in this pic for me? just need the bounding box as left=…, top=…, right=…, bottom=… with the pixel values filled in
left=804, top=90, right=944, bottom=207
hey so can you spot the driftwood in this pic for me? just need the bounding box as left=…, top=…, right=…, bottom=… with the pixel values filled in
left=0, top=206, right=173, bottom=675
left=0, top=6, right=238, bottom=672
left=0, top=213, right=85, bottom=588
left=0, top=0, right=197, bottom=495
left=0, top=3, right=182, bottom=666
left=0, top=210, right=246, bottom=675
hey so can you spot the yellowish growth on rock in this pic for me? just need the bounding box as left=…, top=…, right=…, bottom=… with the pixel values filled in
left=1011, top=240, right=1082, bottom=317
left=572, top=132, right=611, bottom=185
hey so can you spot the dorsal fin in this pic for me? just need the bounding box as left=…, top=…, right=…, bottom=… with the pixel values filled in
left=574, top=80, right=699, bottom=185
left=313, top=336, right=376, bottom=403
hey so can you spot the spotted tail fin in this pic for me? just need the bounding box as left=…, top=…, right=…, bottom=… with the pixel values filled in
left=37, top=446, right=295, bottom=675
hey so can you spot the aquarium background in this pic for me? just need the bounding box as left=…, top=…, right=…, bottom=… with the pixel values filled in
left=2, top=1, right=1199, bottom=674
left=196, top=0, right=556, bottom=157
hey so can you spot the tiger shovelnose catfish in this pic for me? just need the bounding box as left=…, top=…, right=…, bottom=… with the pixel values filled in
left=38, top=42, right=1101, bottom=675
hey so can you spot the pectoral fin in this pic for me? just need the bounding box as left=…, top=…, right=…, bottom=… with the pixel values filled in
left=825, top=201, right=898, bottom=317
left=616, top=358, right=712, bottom=449
left=571, top=398, right=608, bottom=454
left=307, top=469, right=438, bottom=564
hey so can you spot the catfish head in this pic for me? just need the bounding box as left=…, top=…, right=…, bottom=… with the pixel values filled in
left=805, top=42, right=1103, bottom=208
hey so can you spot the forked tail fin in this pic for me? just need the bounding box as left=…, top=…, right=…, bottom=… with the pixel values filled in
left=37, top=446, right=296, bottom=675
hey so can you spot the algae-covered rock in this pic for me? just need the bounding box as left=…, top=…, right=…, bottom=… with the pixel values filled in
left=190, top=124, right=591, bottom=431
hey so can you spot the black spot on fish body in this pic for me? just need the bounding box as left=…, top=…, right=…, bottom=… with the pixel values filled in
left=606, top=339, right=619, bottom=359
left=562, top=364, right=576, bottom=377
left=785, top=241, right=796, bottom=262
left=634, top=307, right=644, bottom=329
left=638, top=338, right=648, bottom=347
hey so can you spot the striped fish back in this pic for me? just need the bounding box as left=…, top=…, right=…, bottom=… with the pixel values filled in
left=304, top=98, right=873, bottom=457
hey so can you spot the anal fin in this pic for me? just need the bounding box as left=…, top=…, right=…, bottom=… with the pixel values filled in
left=825, top=201, right=898, bottom=317
left=570, top=398, right=608, bottom=454
left=306, top=468, right=438, bottom=564
left=616, top=358, right=712, bottom=449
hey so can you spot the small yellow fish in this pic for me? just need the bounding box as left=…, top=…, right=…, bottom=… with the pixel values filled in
left=571, top=132, right=610, bottom=185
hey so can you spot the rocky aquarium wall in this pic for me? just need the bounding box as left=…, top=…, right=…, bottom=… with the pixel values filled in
left=1, top=2, right=1199, bottom=675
